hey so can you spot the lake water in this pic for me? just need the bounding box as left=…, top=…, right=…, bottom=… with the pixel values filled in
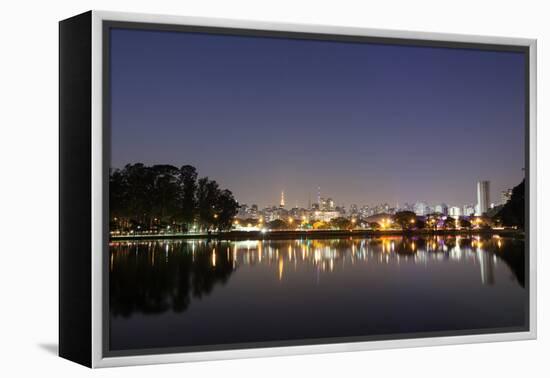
left=109, top=235, right=527, bottom=353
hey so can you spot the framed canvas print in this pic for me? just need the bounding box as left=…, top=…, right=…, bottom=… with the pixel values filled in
left=59, top=10, right=537, bottom=368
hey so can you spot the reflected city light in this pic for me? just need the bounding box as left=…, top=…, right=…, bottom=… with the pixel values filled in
left=110, top=235, right=520, bottom=289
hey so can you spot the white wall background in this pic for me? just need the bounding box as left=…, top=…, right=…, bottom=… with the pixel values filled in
left=0, top=0, right=547, bottom=376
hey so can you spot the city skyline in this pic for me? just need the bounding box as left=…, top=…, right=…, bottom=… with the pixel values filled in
left=235, top=179, right=513, bottom=211
left=110, top=28, right=526, bottom=208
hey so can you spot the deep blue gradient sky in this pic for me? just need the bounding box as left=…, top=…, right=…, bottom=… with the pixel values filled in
left=110, top=28, right=525, bottom=208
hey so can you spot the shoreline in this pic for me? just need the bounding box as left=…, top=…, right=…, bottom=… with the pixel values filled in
left=110, top=228, right=523, bottom=241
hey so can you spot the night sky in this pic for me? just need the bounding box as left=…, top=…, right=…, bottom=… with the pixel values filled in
left=110, top=28, right=525, bottom=209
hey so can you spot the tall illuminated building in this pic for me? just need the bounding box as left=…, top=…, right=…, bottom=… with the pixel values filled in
left=476, top=180, right=490, bottom=215
left=280, top=190, right=285, bottom=208
left=449, top=206, right=461, bottom=219
left=414, top=201, right=428, bottom=216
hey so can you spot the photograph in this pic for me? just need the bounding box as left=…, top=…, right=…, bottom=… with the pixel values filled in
left=106, top=25, right=528, bottom=354
left=2, top=0, right=548, bottom=376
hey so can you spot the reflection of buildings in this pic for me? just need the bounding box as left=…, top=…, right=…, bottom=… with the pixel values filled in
left=476, top=180, right=490, bottom=215
left=111, top=235, right=517, bottom=290
left=476, top=248, right=495, bottom=285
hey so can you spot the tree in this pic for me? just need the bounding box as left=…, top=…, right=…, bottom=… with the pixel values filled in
left=267, top=219, right=288, bottom=230
left=414, top=219, right=426, bottom=230
left=196, top=177, right=220, bottom=231
left=459, top=218, right=472, bottom=230
left=393, top=211, right=417, bottom=231
left=425, top=213, right=443, bottom=230
left=495, top=179, right=525, bottom=229
left=313, top=221, right=330, bottom=230
left=368, top=222, right=381, bottom=230
left=123, top=163, right=155, bottom=225
left=109, top=168, right=128, bottom=221
left=178, top=165, right=197, bottom=229
left=485, top=204, right=503, bottom=218
left=443, top=217, right=456, bottom=230
left=150, top=165, right=180, bottom=224
left=108, top=163, right=239, bottom=234
left=330, top=217, right=351, bottom=230
left=214, top=189, right=239, bottom=230
left=300, top=222, right=313, bottom=230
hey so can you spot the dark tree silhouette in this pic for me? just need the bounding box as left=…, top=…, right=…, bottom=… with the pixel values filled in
left=443, top=217, right=456, bottom=230
left=150, top=165, right=180, bottom=224
left=330, top=217, right=351, bottom=230
left=414, top=219, right=426, bottom=230
left=267, top=219, right=288, bottom=230
left=178, top=165, right=197, bottom=229
left=122, top=163, right=155, bottom=225
left=214, top=189, right=240, bottom=230
left=109, top=168, right=128, bottom=225
left=459, top=218, right=472, bottom=229
left=109, top=163, right=239, bottom=233
left=197, top=177, right=220, bottom=230
left=393, top=211, right=417, bottom=230
left=495, top=179, right=525, bottom=229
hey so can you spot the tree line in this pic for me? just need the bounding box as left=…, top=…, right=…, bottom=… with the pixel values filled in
left=110, top=163, right=239, bottom=232
left=495, top=179, right=525, bottom=229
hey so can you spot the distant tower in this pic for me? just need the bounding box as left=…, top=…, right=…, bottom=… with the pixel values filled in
left=476, top=180, right=490, bottom=215
left=280, top=190, right=285, bottom=208
left=317, top=186, right=321, bottom=206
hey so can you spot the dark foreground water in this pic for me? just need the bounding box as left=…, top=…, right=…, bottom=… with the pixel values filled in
left=109, top=235, right=527, bottom=352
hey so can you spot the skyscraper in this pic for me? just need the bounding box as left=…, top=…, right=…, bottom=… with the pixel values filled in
left=413, top=201, right=428, bottom=216
left=280, top=190, right=285, bottom=208
left=449, top=206, right=461, bottom=219
left=476, top=180, right=490, bottom=215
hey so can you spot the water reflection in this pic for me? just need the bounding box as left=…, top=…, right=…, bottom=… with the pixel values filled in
left=110, top=235, right=524, bottom=318
left=109, top=239, right=234, bottom=317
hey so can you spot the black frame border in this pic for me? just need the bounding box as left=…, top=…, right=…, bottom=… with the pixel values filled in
left=59, top=11, right=93, bottom=367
